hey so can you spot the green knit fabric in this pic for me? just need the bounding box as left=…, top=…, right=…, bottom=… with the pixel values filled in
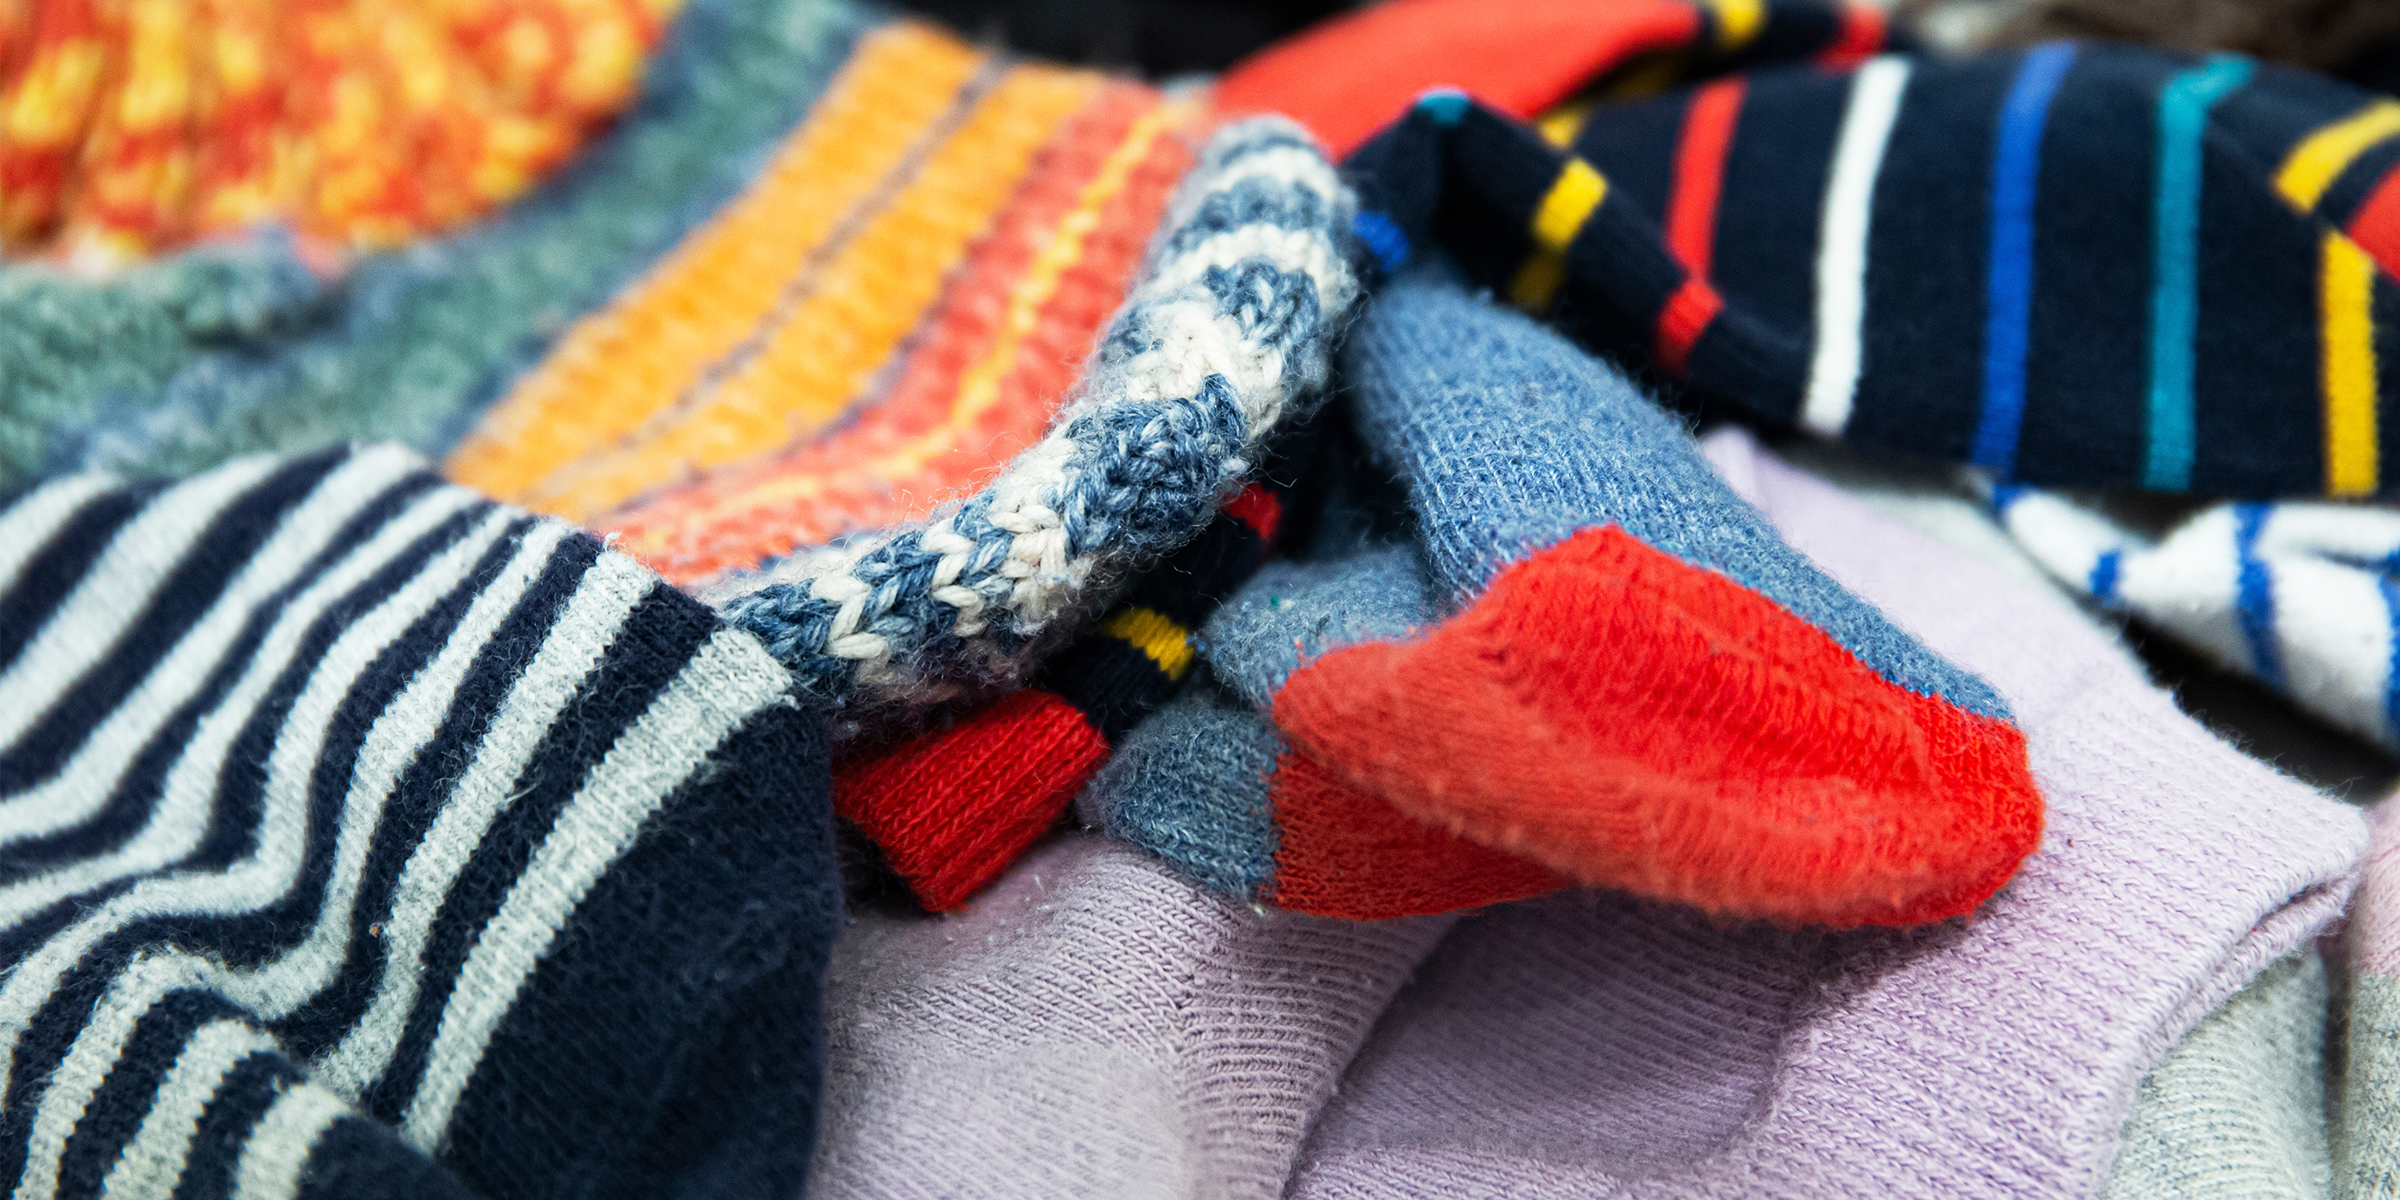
left=2101, top=954, right=2333, bottom=1200
left=0, top=0, right=872, bottom=487
left=2343, top=973, right=2400, bottom=1199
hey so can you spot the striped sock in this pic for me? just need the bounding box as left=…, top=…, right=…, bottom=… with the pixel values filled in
left=0, top=445, right=841, bottom=1200
left=1343, top=38, right=2400, bottom=497
left=1994, top=487, right=2400, bottom=753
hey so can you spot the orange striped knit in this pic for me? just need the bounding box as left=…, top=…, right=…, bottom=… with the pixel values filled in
left=597, top=84, right=1197, bottom=584
left=446, top=22, right=1135, bottom=527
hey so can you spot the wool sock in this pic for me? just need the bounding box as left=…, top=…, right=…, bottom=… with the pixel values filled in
left=1258, top=272, right=2041, bottom=927
left=831, top=478, right=1286, bottom=911
left=712, top=115, right=1360, bottom=726
left=1278, top=430, right=2364, bottom=1200
left=5, top=0, right=880, bottom=485
left=1994, top=487, right=2400, bottom=752
left=1342, top=39, right=2400, bottom=497
left=0, top=445, right=843, bottom=1200
left=1080, top=544, right=1575, bottom=920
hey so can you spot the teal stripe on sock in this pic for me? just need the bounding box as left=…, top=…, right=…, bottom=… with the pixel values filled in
left=2143, top=53, right=2253, bottom=492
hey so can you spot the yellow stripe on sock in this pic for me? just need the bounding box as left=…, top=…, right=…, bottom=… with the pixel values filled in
left=2323, top=231, right=2381, bottom=496
left=1536, top=99, right=1593, bottom=148
left=1101, top=606, right=1195, bottom=680
left=1509, top=157, right=1607, bottom=312
left=447, top=22, right=988, bottom=506
left=624, top=96, right=1196, bottom=542
left=2276, top=99, right=2400, bottom=210
left=515, top=63, right=1100, bottom=521
left=1704, top=0, right=1765, bottom=52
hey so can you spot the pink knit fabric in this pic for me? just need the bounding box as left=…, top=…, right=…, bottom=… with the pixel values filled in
left=805, top=835, right=1453, bottom=1198
left=2353, top=799, right=2400, bottom=978
left=1282, top=430, right=2367, bottom=1199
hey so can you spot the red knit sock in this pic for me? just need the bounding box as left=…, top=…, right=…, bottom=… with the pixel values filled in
left=1272, top=525, right=2045, bottom=927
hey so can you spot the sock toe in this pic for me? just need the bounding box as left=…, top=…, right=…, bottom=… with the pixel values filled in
left=1271, top=525, right=2045, bottom=927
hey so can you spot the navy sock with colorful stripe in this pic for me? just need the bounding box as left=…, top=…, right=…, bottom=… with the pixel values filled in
left=1346, top=40, right=2400, bottom=498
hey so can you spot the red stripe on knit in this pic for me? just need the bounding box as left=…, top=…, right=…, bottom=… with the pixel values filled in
left=1655, top=81, right=1739, bottom=373
left=1655, top=277, right=1725, bottom=375
left=1666, top=80, right=1742, bottom=278
left=1268, top=748, right=1572, bottom=920
left=835, top=688, right=1112, bottom=911
left=1815, top=2, right=1888, bottom=70
left=1219, top=481, right=1283, bottom=543
left=2349, top=165, right=2400, bottom=277
left=1270, top=525, right=2044, bottom=928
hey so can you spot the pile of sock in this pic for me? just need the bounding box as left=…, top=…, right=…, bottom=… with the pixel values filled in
left=0, top=0, right=2394, bottom=1196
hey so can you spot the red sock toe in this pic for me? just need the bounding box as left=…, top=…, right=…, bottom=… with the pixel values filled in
left=1271, top=526, right=2044, bottom=927
left=835, top=689, right=1112, bottom=911
left=1268, top=747, right=1573, bottom=919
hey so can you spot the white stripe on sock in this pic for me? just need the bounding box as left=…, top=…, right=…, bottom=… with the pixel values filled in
left=0, top=475, right=117, bottom=596
left=312, top=552, right=655, bottom=1099
left=1802, top=56, right=1911, bottom=437
left=0, top=508, right=514, bottom=1155
left=0, top=456, right=282, bottom=754
left=0, top=479, right=477, bottom=893
left=229, top=1083, right=352, bottom=1200
left=97, top=1019, right=281, bottom=1200
left=399, top=628, right=792, bottom=1151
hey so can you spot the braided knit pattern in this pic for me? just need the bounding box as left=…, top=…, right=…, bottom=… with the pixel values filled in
left=712, top=118, right=1359, bottom=723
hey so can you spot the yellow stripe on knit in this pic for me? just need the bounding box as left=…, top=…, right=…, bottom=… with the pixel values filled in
left=1509, top=157, right=1607, bottom=312
left=618, top=96, right=1195, bottom=548
left=443, top=22, right=986, bottom=508
left=1703, top=0, right=1765, bottom=52
left=1536, top=99, right=1592, bottom=149
left=507, top=61, right=1100, bottom=522
left=2276, top=99, right=2400, bottom=210
left=1101, top=606, right=1195, bottom=680
left=2322, top=231, right=2381, bottom=496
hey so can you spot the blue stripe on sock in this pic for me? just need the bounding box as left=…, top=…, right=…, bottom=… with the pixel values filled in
left=1353, top=210, right=1412, bottom=275
left=2234, top=503, right=2284, bottom=688
left=2087, top=548, right=2123, bottom=605
left=1973, top=43, right=2079, bottom=476
left=2143, top=54, right=2253, bottom=492
left=2382, top=574, right=2400, bottom=744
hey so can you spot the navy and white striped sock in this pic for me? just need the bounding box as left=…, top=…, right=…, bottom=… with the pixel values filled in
left=0, top=444, right=841, bottom=1200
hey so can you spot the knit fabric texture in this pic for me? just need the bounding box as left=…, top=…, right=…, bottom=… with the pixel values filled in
left=1081, top=542, right=1576, bottom=919
left=1276, top=430, right=2367, bottom=1199
left=1215, top=0, right=1893, bottom=160
left=1338, top=21, right=2400, bottom=496
left=2344, top=797, right=2400, bottom=1198
left=2098, top=954, right=2335, bottom=1200
left=834, top=477, right=1285, bottom=911
left=807, top=834, right=1451, bottom=1200
left=0, top=445, right=844, bottom=1200
left=1994, top=486, right=2400, bottom=752
left=709, top=115, right=1362, bottom=724
left=2, top=0, right=874, bottom=486
left=0, top=0, right=676, bottom=264
left=447, top=21, right=1203, bottom=548
left=1241, top=273, right=2040, bottom=927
